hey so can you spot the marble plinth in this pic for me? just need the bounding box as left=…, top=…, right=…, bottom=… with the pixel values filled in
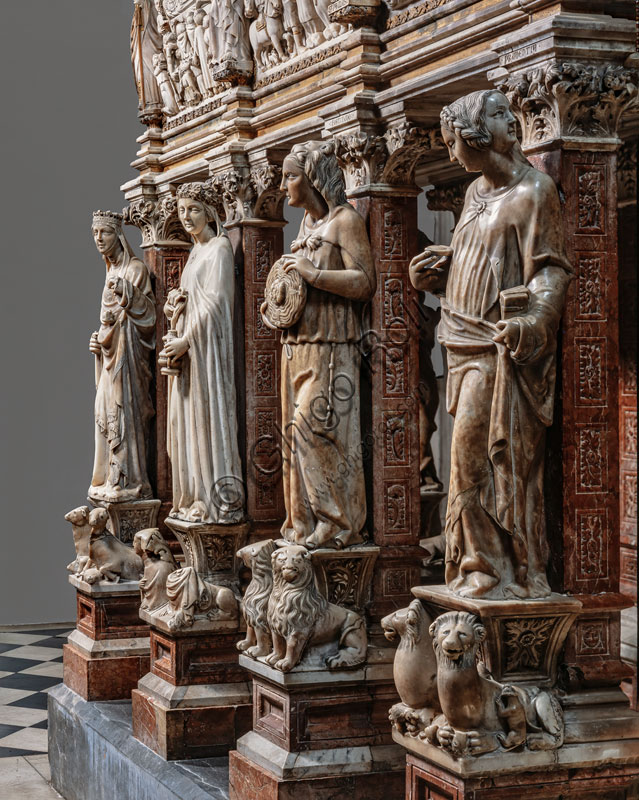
left=63, top=577, right=149, bottom=701
left=229, top=653, right=405, bottom=798
left=48, top=684, right=230, bottom=800
left=131, top=627, right=251, bottom=759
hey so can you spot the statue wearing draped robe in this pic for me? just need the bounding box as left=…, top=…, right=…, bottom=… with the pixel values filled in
left=89, top=211, right=155, bottom=503
left=409, top=91, right=572, bottom=600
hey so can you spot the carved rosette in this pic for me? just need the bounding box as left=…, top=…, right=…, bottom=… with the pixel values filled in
left=497, top=62, right=639, bottom=148
left=123, top=197, right=188, bottom=246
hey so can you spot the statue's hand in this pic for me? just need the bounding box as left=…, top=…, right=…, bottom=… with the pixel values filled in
left=493, top=319, right=521, bottom=352
left=409, top=246, right=451, bottom=292
left=163, top=336, right=189, bottom=359
left=89, top=331, right=101, bottom=355
left=106, top=275, right=124, bottom=296
left=281, top=255, right=318, bottom=284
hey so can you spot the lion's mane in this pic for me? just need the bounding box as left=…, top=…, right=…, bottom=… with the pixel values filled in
left=429, top=611, right=485, bottom=671
left=241, top=540, right=276, bottom=630
left=268, top=548, right=327, bottom=638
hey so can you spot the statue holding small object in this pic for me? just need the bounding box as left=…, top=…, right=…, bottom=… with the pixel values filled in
left=409, top=90, right=572, bottom=600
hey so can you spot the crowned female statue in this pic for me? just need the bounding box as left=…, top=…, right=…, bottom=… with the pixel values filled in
left=409, top=90, right=572, bottom=600
left=262, top=141, right=376, bottom=549
left=161, top=183, right=245, bottom=524
left=89, top=211, right=156, bottom=503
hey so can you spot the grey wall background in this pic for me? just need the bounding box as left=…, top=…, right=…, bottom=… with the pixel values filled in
left=0, top=1, right=141, bottom=623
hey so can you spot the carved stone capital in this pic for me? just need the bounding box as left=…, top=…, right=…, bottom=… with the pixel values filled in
left=207, top=164, right=285, bottom=222
left=382, top=123, right=445, bottom=185
left=122, top=196, right=188, bottom=247
left=618, top=138, right=638, bottom=208
left=334, top=131, right=388, bottom=190
left=425, top=179, right=471, bottom=224
left=496, top=61, right=639, bottom=148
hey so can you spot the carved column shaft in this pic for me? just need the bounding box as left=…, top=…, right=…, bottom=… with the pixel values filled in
left=235, top=220, right=286, bottom=532
left=367, top=191, right=423, bottom=621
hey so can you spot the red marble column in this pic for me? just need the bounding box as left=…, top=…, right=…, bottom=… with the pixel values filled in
left=366, top=190, right=424, bottom=622
left=235, top=220, right=286, bottom=538
left=528, top=146, right=633, bottom=686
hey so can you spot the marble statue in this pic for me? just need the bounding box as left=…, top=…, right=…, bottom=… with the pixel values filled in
left=164, top=565, right=238, bottom=629
left=83, top=508, right=144, bottom=584
left=65, top=506, right=94, bottom=576
left=386, top=606, right=564, bottom=757
left=130, top=0, right=163, bottom=117
left=89, top=211, right=155, bottom=504
left=409, top=90, right=572, bottom=600
left=265, top=545, right=367, bottom=672
left=261, top=140, right=376, bottom=550
left=162, top=183, right=245, bottom=524
left=134, top=528, right=178, bottom=612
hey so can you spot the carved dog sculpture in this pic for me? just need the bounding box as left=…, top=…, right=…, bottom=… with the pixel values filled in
left=382, top=599, right=441, bottom=734
left=64, top=505, right=94, bottom=575
left=236, top=539, right=277, bottom=658
left=265, top=545, right=367, bottom=672
left=165, top=567, right=238, bottom=630
left=84, top=508, right=143, bottom=584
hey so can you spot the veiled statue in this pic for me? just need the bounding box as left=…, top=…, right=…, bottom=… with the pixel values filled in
left=89, top=211, right=155, bottom=503
left=262, top=141, right=376, bottom=549
left=409, top=90, right=572, bottom=600
left=161, top=182, right=245, bottom=524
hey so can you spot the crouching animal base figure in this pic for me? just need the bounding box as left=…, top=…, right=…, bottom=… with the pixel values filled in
left=387, top=608, right=564, bottom=759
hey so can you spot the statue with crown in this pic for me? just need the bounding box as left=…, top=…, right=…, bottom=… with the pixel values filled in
left=85, top=210, right=159, bottom=541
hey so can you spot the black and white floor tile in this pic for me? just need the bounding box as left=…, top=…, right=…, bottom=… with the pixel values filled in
left=0, top=627, right=69, bottom=759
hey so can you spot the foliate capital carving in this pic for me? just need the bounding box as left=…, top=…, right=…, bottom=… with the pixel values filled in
left=207, top=165, right=285, bottom=222
left=425, top=180, right=471, bottom=223
left=123, top=196, right=187, bottom=246
left=382, top=124, right=445, bottom=185
left=618, top=139, right=638, bottom=207
left=334, top=132, right=388, bottom=191
left=496, top=62, right=639, bottom=148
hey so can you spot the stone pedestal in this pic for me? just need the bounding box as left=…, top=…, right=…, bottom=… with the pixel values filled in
left=229, top=656, right=404, bottom=799
left=91, top=497, right=161, bottom=545
left=132, top=518, right=252, bottom=759
left=63, top=576, right=150, bottom=701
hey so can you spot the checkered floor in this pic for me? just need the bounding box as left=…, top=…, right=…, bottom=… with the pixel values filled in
left=0, top=627, right=70, bottom=758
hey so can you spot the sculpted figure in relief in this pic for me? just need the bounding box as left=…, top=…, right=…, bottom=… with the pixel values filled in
left=130, top=0, right=163, bottom=117
left=409, top=91, right=572, bottom=600
left=89, top=211, right=155, bottom=504
left=162, top=183, right=244, bottom=524
left=262, top=141, right=376, bottom=550
left=386, top=606, right=564, bottom=757
left=134, top=528, right=178, bottom=612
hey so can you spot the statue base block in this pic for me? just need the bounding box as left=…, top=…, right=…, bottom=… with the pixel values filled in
left=89, top=497, right=161, bottom=545
left=229, top=654, right=405, bottom=799
left=63, top=578, right=149, bottom=701
left=131, top=626, right=251, bottom=759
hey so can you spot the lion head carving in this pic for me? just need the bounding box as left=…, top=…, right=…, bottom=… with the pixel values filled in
left=429, top=611, right=485, bottom=670
left=237, top=539, right=276, bottom=632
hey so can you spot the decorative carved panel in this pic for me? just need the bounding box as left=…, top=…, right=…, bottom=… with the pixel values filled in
left=576, top=254, right=604, bottom=320
left=575, top=510, right=608, bottom=581
left=576, top=167, right=605, bottom=234
left=576, top=425, right=606, bottom=493
left=576, top=619, right=609, bottom=657
left=576, top=337, right=606, bottom=405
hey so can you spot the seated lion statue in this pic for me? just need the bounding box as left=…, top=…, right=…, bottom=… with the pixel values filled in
left=236, top=539, right=276, bottom=658
left=265, top=545, right=367, bottom=673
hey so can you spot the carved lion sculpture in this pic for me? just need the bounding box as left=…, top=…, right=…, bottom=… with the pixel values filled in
left=382, top=599, right=441, bottom=735
left=165, top=567, right=238, bottom=631
left=134, top=528, right=177, bottom=613
left=421, top=611, right=564, bottom=757
left=84, top=508, right=143, bottom=584
left=236, top=539, right=276, bottom=658
left=64, top=505, right=94, bottom=576
left=265, top=545, right=367, bottom=673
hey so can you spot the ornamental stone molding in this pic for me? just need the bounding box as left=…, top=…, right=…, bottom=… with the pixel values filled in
left=122, top=195, right=189, bottom=246
left=496, top=61, right=639, bottom=148
left=334, top=125, right=444, bottom=190
left=206, top=164, right=285, bottom=223
left=425, top=179, right=471, bottom=223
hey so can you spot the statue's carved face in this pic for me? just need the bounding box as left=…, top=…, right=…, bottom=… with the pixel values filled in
left=92, top=224, right=119, bottom=258
left=280, top=157, right=313, bottom=209
left=178, top=197, right=208, bottom=238
left=434, top=617, right=479, bottom=664
left=482, top=93, right=517, bottom=154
